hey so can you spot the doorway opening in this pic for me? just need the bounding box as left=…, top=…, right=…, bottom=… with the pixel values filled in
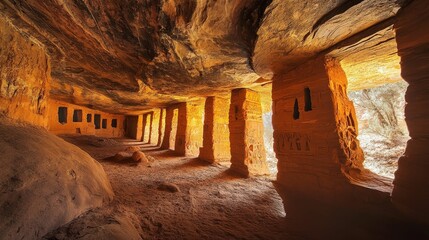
left=94, top=114, right=101, bottom=129
left=339, top=28, right=409, bottom=178
left=347, top=81, right=408, bottom=178
left=260, top=86, right=277, bottom=175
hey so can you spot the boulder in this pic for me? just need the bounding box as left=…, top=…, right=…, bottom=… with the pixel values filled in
left=131, top=151, right=149, bottom=163
left=0, top=122, right=114, bottom=240
left=113, top=151, right=132, bottom=162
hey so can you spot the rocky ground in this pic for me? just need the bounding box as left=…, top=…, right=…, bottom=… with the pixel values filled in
left=41, top=135, right=429, bottom=240
left=43, top=135, right=299, bottom=240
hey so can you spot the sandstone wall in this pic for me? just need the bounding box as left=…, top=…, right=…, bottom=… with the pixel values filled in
left=229, top=89, right=269, bottom=176
left=199, top=96, right=231, bottom=163
left=0, top=18, right=50, bottom=127
left=175, top=101, right=204, bottom=156
left=392, top=0, right=429, bottom=225
left=48, top=100, right=125, bottom=138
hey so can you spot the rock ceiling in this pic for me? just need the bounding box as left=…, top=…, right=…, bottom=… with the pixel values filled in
left=0, top=0, right=407, bottom=113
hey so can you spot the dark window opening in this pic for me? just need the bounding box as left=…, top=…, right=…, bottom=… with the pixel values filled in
left=304, top=87, right=312, bottom=111
left=94, top=114, right=101, bottom=129
left=102, top=119, right=107, bottom=129
left=111, top=119, right=117, bottom=128
left=234, top=105, right=239, bottom=120
left=73, top=109, right=83, bottom=122
left=58, top=107, right=68, bottom=124
left=87, top=114, right=92, bottom=122
left=293, top=99, right=300, bottom=120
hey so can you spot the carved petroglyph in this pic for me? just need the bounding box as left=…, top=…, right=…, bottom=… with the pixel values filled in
left=275, top=132, right=312, bottom=155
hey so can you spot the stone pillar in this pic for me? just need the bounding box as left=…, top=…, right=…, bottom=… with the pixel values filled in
left=392, top=0, right=429, bottom=226
left=136, top=115, right=143, bottom=141
left=199, top=96, right=231, bottom=163
left=142, top=113, right=152, bottom=143
left=229, top=89, right=269, bottom=177
left=150, top=109, right=161, bottom=145
left=161, top=107, right=174, bottom=149
left=175, top=101, right=204, bottom=156
left=272, top=56, right=365, bottom=200
left=157, top=108, right=166, bottom=147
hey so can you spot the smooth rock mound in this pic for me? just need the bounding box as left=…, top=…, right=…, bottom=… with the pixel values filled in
left=0, top=122, right=114, bottom=240
left=131, top=151, right=149, bottom=163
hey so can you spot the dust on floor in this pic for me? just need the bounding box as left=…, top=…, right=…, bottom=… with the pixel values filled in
left=44, top=136, right=301, bottom=240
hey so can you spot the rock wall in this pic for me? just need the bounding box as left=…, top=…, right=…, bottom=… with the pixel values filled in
left=48, top=100, right=125, bottom=138
left=0, top=120, right=113, bottom=239
left=392, top=0, right=429, bottom=225
left=229, top=89, right=269, bottom=177
left=272, top=56, right=372, bottom=200
left=0, top=18, right=50, bottom=127
left=175, top=101, right=204, bottom=156
left=199, top=96, right=231, bottom=163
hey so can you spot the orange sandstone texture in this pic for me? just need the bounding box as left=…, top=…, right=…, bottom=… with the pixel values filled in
left=157, top=108, right=166, bottom=147
left=392, top=0, right=429, bottom=226
left=141, top=109, right=162, bottom=145
left=149, top=109, right=161, bottom=145
left=0, top=18, right=50, bottom=127
left=142, top=112, right=152, bottom=143
left=229, top=89, right=269, bottom=177
left=161, top=107, right=178, bottom=150
left=48, top=100, right=125, bottom=137
left=0, top=121, right=113, bottom=239
left=175, top=101, right=204, bottom=156
left=199, top=96, right=231, bottom=163
left=170, top=108, right=179, bottom=150
left=272, top=56, right=365, bottom=200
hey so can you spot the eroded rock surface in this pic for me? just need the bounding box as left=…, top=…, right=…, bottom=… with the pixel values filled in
left=0, top=120, right=114, bottom=240
left=0, top=0, right=407, bottom=113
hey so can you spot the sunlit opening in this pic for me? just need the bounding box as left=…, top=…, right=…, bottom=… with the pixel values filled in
left=340, top=30, right=409, bottom=178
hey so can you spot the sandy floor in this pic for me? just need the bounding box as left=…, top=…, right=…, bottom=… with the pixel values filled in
left=44, top=135, right=302, bottom=240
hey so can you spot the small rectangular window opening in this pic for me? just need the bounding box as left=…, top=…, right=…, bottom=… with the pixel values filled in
left=87, top=114, right=92, bottom=122
left=304, top=87, right=312, bottom=111
left=293, top=99, right=300, bottom=120
left=58, top=107, right=68, bottom=124
left=111, top=119, right=118, bottom=128
left=94, top=114, right=101, bottom=129
left=73, top=109, right=83, bottom=122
